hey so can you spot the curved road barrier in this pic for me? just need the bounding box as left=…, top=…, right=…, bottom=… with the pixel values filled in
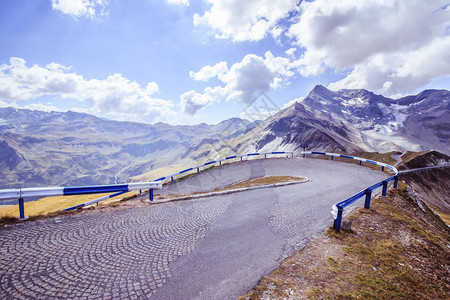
left=153, top=151, right=294, bottom=183
left=0, top=182, right=162, bottom=220
left=0, top=149, right=394, bottom=231
left=302, top=151, right=399, bottom=232
left=0, top=152, right=293, bottom=219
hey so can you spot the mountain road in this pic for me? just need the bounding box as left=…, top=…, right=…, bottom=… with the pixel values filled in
left=0, top=158, right=386, bottom=299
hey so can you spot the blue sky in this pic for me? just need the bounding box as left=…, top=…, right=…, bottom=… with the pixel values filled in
left=0, top=0, right=449, bottom=125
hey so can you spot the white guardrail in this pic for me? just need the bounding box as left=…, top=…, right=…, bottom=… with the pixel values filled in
left=0, top=182, right=161, bottom=219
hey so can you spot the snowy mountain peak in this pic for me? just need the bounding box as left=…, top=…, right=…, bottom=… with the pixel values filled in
left=291, top=86, right=449, bottom=154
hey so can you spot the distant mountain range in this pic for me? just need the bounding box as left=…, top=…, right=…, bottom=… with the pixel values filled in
left=178, top=86, right=449, bottom=162
left=0, top=108, right=257, bottom=188
left=0, top=86, right=448, bottom=188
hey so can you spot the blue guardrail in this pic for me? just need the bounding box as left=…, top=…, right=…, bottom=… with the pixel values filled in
left=302, top=151, right=399, bottom=232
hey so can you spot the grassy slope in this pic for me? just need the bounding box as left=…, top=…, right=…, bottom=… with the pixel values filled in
left=0, top=192, right=136, bottom=220
left=241, top=182, right=450, bottom=299
left=211, top=176, right=306, bottom=191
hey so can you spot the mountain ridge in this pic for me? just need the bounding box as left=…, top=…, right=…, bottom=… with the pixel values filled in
left=0, top=108, right=258, bottom=188
left=0, top=86, right=448, bottom=188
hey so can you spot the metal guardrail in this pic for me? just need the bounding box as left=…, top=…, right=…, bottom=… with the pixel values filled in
left=153, top=151, right=294, bottom=183
left=1, top=150, right=393, bottom=229
left=302, top=151, right=399, bottom=232
left=0, top=152, right=292, bottom=220
left=0, top=182, right=162, bottom=220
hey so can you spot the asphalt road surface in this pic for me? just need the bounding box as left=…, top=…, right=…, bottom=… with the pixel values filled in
left=0, top=158, right=386, bottom=299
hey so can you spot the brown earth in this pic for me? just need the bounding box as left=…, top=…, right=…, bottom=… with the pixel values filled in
left=398, top=150, right=450, bottom=224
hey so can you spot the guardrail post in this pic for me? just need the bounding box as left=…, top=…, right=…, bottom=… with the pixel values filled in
left=149, top=188, right=154, bottom=202
left=382, top=180, right=388, bottom=196
left=359, top=160, right=362, bottom=165
left=331, top=156, right=334, bottom=160
left=18, top=198, right=26, bottom=220
left=197, top=167, right=199, bottom=173
left=393, top=175, right=399, bottom=188
left=333, top=206, right=343, bottom=232
left=364, top=189, right=372, bottom=209
left=381, top=166, right=384, bottom=171
left=265, top=154, right=267, bottom=158
left=219, top=161, right=222, bottom=166
left=240, top=156, right=243, bottom=161
left=171, top=176, right=174, bottom=182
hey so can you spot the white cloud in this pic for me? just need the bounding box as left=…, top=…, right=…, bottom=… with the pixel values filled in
left=194, top=0, right=298, bottom=41
left=0, top=98, right=60, bottom=113
left=0, top=99, right=10, bottom=108
left=282, top=97, right=304, bottom=110
left=189, top=61, right=228, bottom=81
left=0, top=57, right=176, bottom=123
left=329, top=36, right=450, bottom=94
left=166, top=0, right=189, bottom=6
left=21, top=103, right=62, bottom=112
left=285, top=47, right=296, bottom=58
left=180, top=87, right=224, bottom=115
left=289, top=0, right=450, bottom=95
left=50, top=0, right=110, bottom=19
left=182, top=51, right=296, bottom=115
left=0, top=57, right=81, bottom=100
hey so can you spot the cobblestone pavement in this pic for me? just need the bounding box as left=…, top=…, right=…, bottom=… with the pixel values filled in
left=0, top=198, right=232, bottom=299
left=0, top=158, right=386, bottom=299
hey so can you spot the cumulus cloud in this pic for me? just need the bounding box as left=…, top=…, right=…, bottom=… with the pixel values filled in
left=289, top=0, right=450, bottom=94
left=50, top=0, right=110, bottom=19
left=189, top=61, right=228, bottom=81
left=282, top=96, right=304, bottom=110
left=0, top=57, right=176, bottom=123
left=182, top=51, right=296, bottom=115
left=21, top=103, right=62, bottom=112
left=180, top=87, right=225, bottom=115
left=166, top=0, right=189, bottom=6
left=194, top=0, right=449, bottom=96
left=194, top=0, right=298, bottom=41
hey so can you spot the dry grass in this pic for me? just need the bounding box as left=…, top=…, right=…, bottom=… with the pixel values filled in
left=213, top=176, right=306, bottom=191
left=155, top=176, right=306, bottom=200
left=429, top=205, right=450, bottom=225
left=399, top=150, right=431, bottom=166
left=353, top=151, right=401, bottom=166
left=309, top=151, right=400, bottom=176
left=0, top=191, right=137, bottom=220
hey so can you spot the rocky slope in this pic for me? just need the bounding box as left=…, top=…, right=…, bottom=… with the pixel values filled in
left=223, top=86, right=449, bottom=156
left=301, top=85, right=449, bottom=154
left=398, top=151, right=450, bottom=218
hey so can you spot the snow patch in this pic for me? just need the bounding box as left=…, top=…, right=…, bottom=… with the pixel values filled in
left=341, top=97, right=368, bottom=107
left=377, top=103, right=409, bottom=131
left=362, top=129, right=423, bottom=153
